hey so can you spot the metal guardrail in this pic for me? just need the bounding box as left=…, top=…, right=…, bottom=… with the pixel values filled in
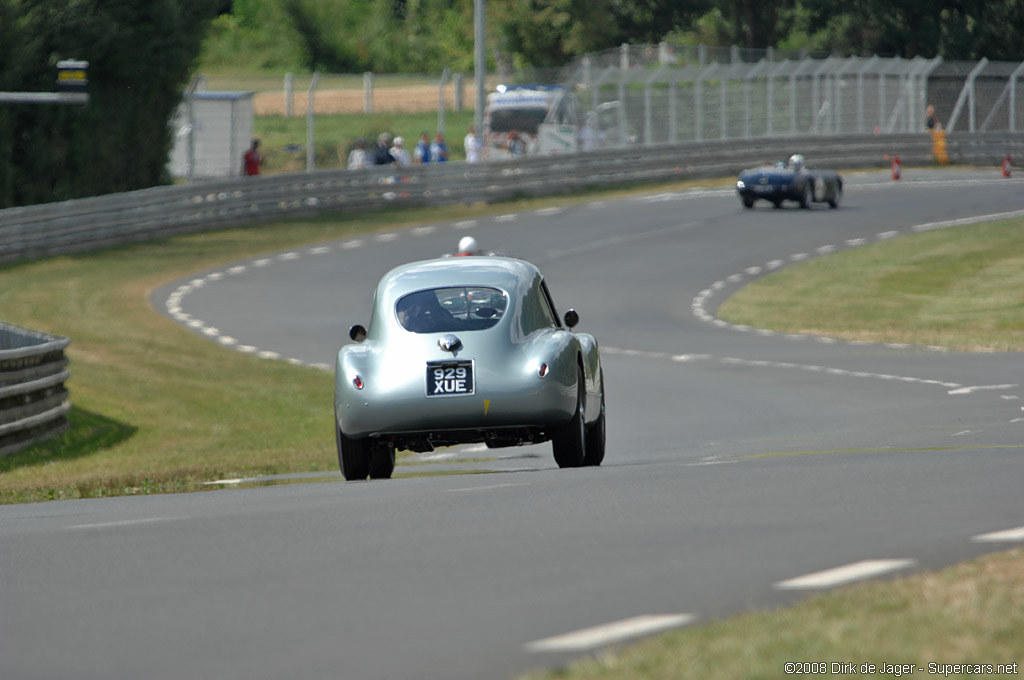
left=1, top=132, right=1022, bottom=267
left=0, top=322, right=71, bottom=457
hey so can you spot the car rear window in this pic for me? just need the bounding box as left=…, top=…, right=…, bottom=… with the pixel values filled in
left=396, top=287, right=508, bottom=333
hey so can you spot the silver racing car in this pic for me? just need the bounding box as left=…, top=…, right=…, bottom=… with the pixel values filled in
left=334, top=255, right=606, bottom=480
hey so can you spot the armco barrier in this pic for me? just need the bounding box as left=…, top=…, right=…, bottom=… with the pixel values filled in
left=1, top=132, right=1022, bottom=267
left=0, top=322, right=71, bottom=457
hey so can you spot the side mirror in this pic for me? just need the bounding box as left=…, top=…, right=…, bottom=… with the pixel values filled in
left=349, top=324, right=367, bottom=342
left=563, top=309, right=579, bottom=329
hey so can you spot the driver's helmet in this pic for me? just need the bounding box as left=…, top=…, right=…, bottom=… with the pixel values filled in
left=788, top=154, right=805, bottom=171
left=454, top=236, right=479, bottom=256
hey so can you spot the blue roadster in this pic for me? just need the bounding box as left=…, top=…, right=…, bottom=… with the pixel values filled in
left=736, top=154, right=843, bottom=209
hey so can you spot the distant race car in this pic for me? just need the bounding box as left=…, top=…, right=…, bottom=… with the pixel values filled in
left=334, top=255, right=606, bottom=480
left=736, top=154, right=843, bottom=209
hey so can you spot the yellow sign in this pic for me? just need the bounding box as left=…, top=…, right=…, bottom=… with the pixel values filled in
left=931, top=130, right=948, bottom=165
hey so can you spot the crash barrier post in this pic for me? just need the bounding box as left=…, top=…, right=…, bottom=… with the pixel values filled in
left=0, top=322, right=71, bottom=457
left=2, top=132, right=1024, bottom=267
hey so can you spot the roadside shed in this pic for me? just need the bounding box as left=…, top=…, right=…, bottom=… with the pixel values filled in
left=168, top=90, right=255, bottom=179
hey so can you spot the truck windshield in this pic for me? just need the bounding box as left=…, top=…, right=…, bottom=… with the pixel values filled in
left=488, top=109, right=548, bottom=135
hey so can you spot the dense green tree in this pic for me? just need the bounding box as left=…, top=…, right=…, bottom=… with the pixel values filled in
left=785, top=0, right=1023, bottom=60
left=0, top=0, right=218, bottom=208
left=489, top=0, right=619, bottom=69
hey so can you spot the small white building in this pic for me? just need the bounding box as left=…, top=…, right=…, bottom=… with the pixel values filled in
left=168, top=90, right=255, bottom=179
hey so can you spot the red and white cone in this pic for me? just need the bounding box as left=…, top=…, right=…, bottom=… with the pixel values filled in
left=1002, top=156, right=1012, bottom=178
left=891, top=155, right=901, bottom=180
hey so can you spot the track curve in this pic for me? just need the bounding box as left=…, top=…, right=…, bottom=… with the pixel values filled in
left=2, top=168, right=1023, bottom=680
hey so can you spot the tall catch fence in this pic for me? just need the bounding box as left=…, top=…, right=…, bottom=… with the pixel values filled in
left=193, top=44, right=1024, bottom=173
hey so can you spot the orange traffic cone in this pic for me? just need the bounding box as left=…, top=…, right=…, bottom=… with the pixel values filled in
left=892, top=155, right=901, bottom=180
left=1002, top=156, right=1012, bottom=178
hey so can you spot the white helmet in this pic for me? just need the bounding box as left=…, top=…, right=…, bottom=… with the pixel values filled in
left=456, top=236, right=479, bottom=256
left=788, top=154, right=805, bottom=171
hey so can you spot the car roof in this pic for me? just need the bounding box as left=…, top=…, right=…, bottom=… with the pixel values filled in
left=376, top=256, right=542, bottom=303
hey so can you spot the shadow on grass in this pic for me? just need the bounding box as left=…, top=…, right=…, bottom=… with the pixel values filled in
left=0, top=406, right=137, bottom=474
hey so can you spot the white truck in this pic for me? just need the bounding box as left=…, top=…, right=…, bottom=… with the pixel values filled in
left=482, top=85, right=585, bottom=159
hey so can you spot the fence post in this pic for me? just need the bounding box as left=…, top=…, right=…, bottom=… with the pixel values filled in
left=284, top=73, right=293, bottom=118
left=453, top=73, right=464, bottom=113
left=185, top=74, right=201, bottom=181
left=363, top=72, right=373, bottom=114
left=307, top=71, right=320, bottom=172
left=438, top=67, right=450, bottom=134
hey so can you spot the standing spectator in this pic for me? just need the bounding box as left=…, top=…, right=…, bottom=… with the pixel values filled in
left=390, top=136, right=412, bottom=167
left=373, top=132, right=395, bottom=166
left=243, top=139, right=264, bottom=176
left=430, top=132, right=449, bottom=163
left=505, top=130, right=526, bottom=158
left=579, top=114, right=597, bottom=152
left=464, top=125, right=482, bottom=163
left=414, top=132, right=432, bottom=163
left=925, top=104, right=941, bottom=131
left=347, top=138, right=370, bottom=170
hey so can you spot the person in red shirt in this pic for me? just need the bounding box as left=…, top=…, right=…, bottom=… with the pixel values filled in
left=243, top=139, right=264, bottom=176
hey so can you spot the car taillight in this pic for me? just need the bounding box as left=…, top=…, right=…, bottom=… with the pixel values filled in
left=538, top=363, right=548, bottom=378
left=353, top=375, right=364, bottom=389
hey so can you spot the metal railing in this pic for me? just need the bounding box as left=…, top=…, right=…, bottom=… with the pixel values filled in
left=0, top=322, right=70, bottom=457
left=2, top=132, right=1022, bottom=267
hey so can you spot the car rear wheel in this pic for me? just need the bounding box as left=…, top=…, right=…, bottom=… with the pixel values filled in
left=336, top=424, right=370, bottom=480
left=552, top=368, right=585, bottom=468
left=798, top=182, right=811, bottom=209
left=368, top=445, right=396, bottom=479
left=583, top=382, right=605, bottom=467
left=828, top=185, right=842, bottom=209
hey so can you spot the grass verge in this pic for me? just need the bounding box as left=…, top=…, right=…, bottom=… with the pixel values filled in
left=519, top=549, right=1024, bottom=679
left=717, top=216, right=1024, bottom=351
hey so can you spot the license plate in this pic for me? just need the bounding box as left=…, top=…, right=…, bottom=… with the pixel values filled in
left=753, top=185, right=772, bottom=194
left=426, top=360, right=474, bottom=397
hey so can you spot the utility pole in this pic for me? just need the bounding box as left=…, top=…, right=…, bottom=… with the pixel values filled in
left=474, top=0, right=486, bottom=136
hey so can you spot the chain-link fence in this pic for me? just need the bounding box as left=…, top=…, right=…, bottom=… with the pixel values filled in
left=185, top=44, right=1024, bottom=176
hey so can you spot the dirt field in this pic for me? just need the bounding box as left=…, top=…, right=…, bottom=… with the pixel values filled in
left=254, top=85, right=476, bottom=116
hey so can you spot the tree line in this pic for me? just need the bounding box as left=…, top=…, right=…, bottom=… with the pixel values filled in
left=216, top=0, right=1024, bottom=75
left=2, top=0, right=1022, bottom=209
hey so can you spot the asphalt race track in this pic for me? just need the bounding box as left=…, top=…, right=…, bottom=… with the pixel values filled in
left=3, top=168, right=1024, bottom=680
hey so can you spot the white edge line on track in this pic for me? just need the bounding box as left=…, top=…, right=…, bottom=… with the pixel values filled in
left=444, top=482, right=530, bottom=493
left=68, top=517, right=186, bottom=530
left=525, top=614, right=697, bottom=653
left=774, top=559, right=915, bottom=590
left=972, top=526, right=1024, bottom=542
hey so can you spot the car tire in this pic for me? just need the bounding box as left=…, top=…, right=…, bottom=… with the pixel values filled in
left=368, top=445, right=395, bottom=479
left=798, top=182, right=811, bottom=209
left=336, top=424, right=370, bottom=480
left=828, top=185, right=842, bottom=209
left=583, top=381, right=605, bottom=467
left=741, top=195, right=755, bottom=209
left=552, top=368, right=586, bottom=468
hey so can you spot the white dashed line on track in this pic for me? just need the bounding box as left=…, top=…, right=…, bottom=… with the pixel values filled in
left=525, top=614, right=697, bottom=653
left=972, top=526, right=1024, bottom=542
left=774, top=559, right=915, bottom=590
